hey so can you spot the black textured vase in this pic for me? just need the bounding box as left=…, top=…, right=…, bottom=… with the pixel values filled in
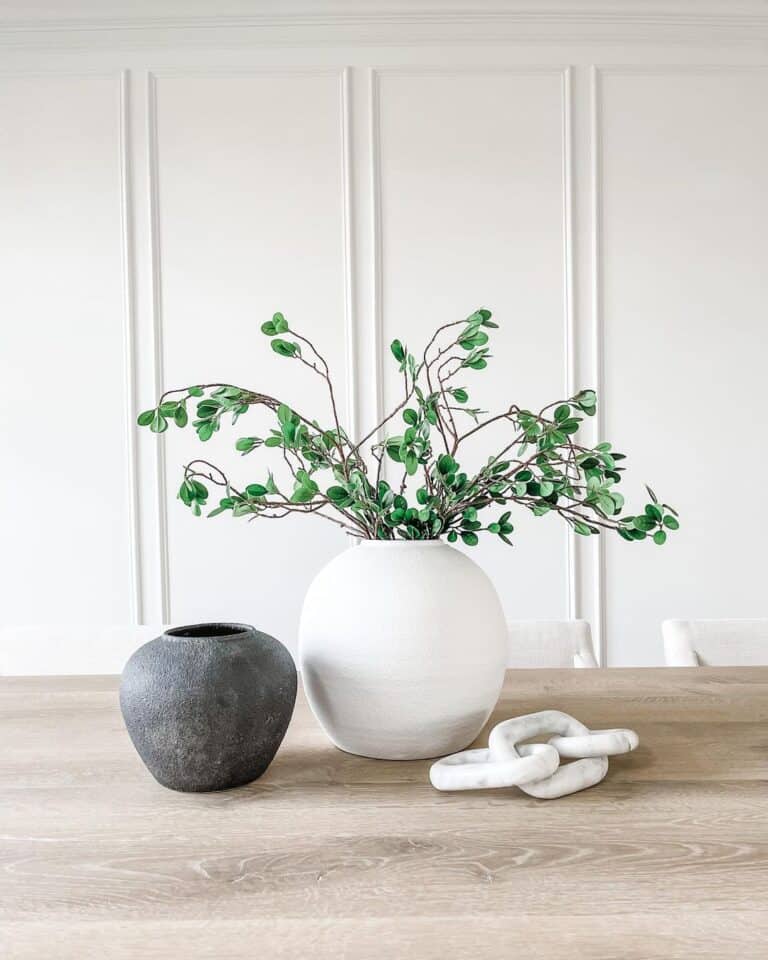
left=120, top=623, right=297, bottom=792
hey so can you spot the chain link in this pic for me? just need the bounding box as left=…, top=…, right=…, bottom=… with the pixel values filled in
left=430, top=710, right=638, bottom=799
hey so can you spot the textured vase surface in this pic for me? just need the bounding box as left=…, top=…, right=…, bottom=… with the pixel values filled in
left=120, top=623, right=297, bottom=792
left=299, top=541, right=507, bottom=760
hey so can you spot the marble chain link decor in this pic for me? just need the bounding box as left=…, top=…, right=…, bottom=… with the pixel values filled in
left=429, top=710, right=639, bottom=799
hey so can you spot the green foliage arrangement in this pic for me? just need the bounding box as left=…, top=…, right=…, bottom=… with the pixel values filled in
left=137, top=309, right=678, bottom=546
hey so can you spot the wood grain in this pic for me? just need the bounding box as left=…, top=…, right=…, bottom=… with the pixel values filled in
left=2, top=667, right=767, bottom=959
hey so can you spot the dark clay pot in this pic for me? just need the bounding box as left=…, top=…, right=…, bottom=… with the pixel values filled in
left=120, top=623, right=297, bottom=792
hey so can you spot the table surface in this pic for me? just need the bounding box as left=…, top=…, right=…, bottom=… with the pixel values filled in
left=2, top=667, right=767, bottom=960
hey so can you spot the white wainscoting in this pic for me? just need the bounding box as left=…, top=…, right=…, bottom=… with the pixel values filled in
left=1, top=3, right=767, bottom=674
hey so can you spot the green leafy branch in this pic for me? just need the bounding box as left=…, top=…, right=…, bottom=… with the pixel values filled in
left=137, top=308, right=678, bottom=547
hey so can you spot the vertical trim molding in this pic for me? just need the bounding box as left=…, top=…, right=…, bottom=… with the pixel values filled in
left=340, top=66, right=358, bottom=443
left=561, top=65, right=578, bottom=622
left=146, top=71, right=171, bottom=623
left=118, top=68, right=143, bottom=625
left=369, top=68, right=385, bottom=443
left=590, top=65, right=606, bottom=666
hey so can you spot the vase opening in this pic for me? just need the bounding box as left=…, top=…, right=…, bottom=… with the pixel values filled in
left=165, top=622, right=251, bottom=640
left=359, top=538, right=445, bottom=546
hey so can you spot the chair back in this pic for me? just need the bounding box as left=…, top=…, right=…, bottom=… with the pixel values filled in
left=663, top=619, right=768, bottom=666
left=506, top=619, right=598, bottom=669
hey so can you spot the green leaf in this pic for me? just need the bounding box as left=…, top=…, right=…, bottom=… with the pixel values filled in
left=246, top=483, right=268, bottom=498
left=264, top=436, right=282, bottom=448
left=663, top=515, right=680, bottom=530
left=403, top=408, right=418, bottom=426
left=390, top=339, right=405, bottom=363
left=452, top=388, right=468, bottom=403
left=405, top=451, right=418, bottom=476
left=265, top=473, right=279, bottom=495
left=326, top=486, right=349, bottom=503
left=645, top=503, right=663, bottom=523
left=437, top=454, right=457, bottom=475
left=290, top=486, right=316, bottom=504
left=447, top=531, right=458, bottom=543
left=137, top=409, right=155, bottom=426
left=197, top=421, right=215, bottom=442
left=653, top=530, right=667, bottom=545
left=633, top=515, right=656, bottom=532
left=188, top=386, right=204, bottom=397
left=159, top=400, right=178, bottom=416
left=236, top=437, right=257, bottom=453
left=554, top=404, right=571, bottom=423
left=271, top=339, right=299, bottom=358
left=261, top=320, right=277, bottom=336
left=575, top=389, right=597, bottom=407
left=174, top=405, right=188, bottom=428
left=272, top=311, right=289, bottom=334
left=277, top=403, right=293, bottom=425
left=460, top=531, right=479, bottom=546
left=150, top=412, right=168, bottom=434
left=196, top=400, right=220, bottom=418
left=573, top=520, right=592, bottom=536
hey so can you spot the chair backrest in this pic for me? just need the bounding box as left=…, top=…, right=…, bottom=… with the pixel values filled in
left=506, top=620, right=598, bottom=669
left=663, top=619, right=768, bottom=667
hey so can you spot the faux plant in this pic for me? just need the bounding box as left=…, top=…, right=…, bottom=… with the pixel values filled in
left=137, top=309, right=678, bottom=546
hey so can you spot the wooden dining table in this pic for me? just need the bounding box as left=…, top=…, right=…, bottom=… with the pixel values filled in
left=2, top=667, right=767, bottom=959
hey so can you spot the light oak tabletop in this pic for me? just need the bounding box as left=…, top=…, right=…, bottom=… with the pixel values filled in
left=2, top=667, right=767, bottom=960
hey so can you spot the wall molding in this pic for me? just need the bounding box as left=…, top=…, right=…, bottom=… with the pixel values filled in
left=370, top=65, right=576, bottom=618
left=340, top=66, right=358, bottom=445
left=561, top=65, right=577, bottom=622
left=3, top=3, right=768, bottom=51
left=145, top=67, right=355, bottom=604
left=2, top=2, right=768, bottom=32
left=146, top=71, right=171, bottom=623
left=590, top=65, right=606, bottom=666
left=119, top=68, right=143, bottom=625
left=368, top=68, right=385, bottom=446
left=589, top=60, right=768, bottom=666
left=0, top=68, right=144, bottom=639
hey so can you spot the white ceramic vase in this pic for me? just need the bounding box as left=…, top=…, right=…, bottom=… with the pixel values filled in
left=298, top=541, right=507, bottom=760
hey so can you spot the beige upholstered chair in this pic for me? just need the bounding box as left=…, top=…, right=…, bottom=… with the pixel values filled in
left=662, top=619, right=768, bottom=667
left=506, top=620, right=598, bottom=669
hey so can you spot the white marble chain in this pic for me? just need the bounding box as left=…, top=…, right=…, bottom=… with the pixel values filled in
left=429, top=710, right=639, bottom=799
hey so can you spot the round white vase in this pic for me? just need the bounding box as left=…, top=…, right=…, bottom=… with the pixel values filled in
left=298, top=540, right=507, bottom=760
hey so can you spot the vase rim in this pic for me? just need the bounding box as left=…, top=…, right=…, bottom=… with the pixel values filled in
left=358, top=539, right=447, bottom=547
left=164, top=622, right=253, bottom=641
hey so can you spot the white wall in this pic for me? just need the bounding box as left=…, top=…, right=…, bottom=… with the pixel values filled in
left=2, top=2, right=767, bottom=673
